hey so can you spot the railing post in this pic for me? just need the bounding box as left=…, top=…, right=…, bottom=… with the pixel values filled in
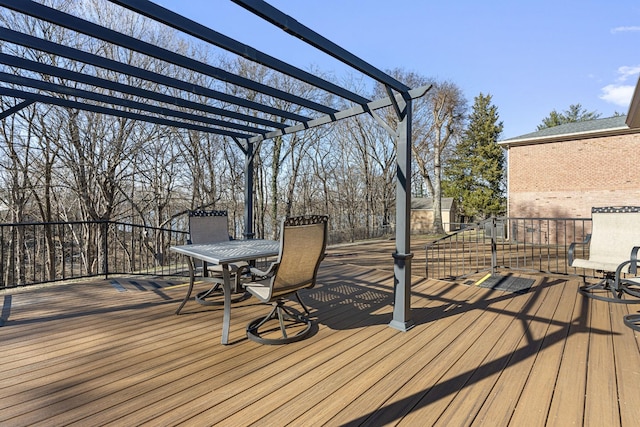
left=425, top=245, right=429, bottom=278
left=491, top=217, right=497, bottom=275
left=0, top=226, right=3, bottom=288
left=102, top=220, right=109, bottom=279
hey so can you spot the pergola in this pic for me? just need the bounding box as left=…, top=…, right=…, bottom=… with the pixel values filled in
left=0, top=0, right=432, bottom=332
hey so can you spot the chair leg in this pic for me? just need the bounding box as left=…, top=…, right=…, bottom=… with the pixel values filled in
left=195, top=281, right=225, bottom=306
left=294, top=292, right=310, bottom=315
left=619, top=279, right=640, bottom=299
left=251, top=303, right=280, bottom=331
left=276, top=305, right=288, bottom=339
left=176, top=257, right=196, bottom=315
left=579, top=273, right=640, bottom=304
left=246, top=297, right=313, bottom=345
left=623, top=314, right=640, bottom=331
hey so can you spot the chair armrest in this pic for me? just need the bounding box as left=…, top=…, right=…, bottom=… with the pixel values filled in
left=568, top=234, right=591, bottom=266
left=249, top=262, right=280, bottom=279
left=630, top=246, right=640, bottom=275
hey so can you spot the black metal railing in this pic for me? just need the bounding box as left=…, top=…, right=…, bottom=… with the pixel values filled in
left=0, top=221, right=188, bottom=289
left=0, top=217, right=397, bottom=289
left=425, top=216, right=595, bottom=280
left=2, top=216, right=601, bottom=288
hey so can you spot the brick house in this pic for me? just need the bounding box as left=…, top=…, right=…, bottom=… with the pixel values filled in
left=498, top=80, right=640, bottom=221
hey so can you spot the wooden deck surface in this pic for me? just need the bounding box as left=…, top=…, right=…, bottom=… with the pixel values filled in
left=1, top=242, right=639, bottom=426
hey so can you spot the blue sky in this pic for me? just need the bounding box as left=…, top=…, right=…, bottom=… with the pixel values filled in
left=159, top=0, right=640, bottom=139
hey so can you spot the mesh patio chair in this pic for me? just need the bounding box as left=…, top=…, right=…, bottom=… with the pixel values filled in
left=175, top=210, right=247, bottom=314
left=568, top=206, right=640, bottom=303
left=244, top=215, right=328, bottom=344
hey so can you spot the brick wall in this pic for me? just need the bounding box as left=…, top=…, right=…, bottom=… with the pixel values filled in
left=507, top=133, right=640, bottom=219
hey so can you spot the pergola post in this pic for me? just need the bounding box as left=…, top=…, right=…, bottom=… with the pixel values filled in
left=243, top=141, right=255, bottom=239
left=389, top=98, right=414, bottom=332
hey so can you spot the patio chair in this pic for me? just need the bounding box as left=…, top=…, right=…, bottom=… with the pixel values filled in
left=568, top=206, right=640, bottom=303
left=175, top=210, right=247, bottom=314
left=244, top=215, right=328, bottom=344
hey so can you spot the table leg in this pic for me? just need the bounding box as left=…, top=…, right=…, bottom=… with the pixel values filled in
left=221, top=263, right=232, bottom=345
left=175, top=256, right=196, bottom=315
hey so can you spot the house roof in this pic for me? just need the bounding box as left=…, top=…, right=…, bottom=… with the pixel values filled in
left=499, top=75, right=640, bottom=148
left=411, top=197, right=454, bottom=211
left=498, top=115, right=634, bottom=147
left=627, top=75, right=640, bottom=128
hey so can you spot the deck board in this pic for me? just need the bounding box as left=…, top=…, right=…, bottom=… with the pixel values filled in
left=610, top=301, right=640, bottom=426
left=508, top=276, right=576, bottom=427
left=546, top=285, right=590, bottom=425
left=260, top=279, right=471, bottom=426
left=585, top=295, right=620, bottom=427
left=1, top=250, right=640, bottom=426
left=361, top=284, right=524, bottom=426
left=293, top=282, right=477, bottom=426
left=414, top=276, right=553, bottom=427
left=451, top=276, right=562, bottom=426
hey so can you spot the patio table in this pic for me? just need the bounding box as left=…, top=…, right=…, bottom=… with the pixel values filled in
left=170, top=239, right=279, bottom=344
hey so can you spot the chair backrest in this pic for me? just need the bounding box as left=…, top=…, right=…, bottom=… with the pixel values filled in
left=270, top=215, right=328, bottom=299
left=188, top=210, right=230, bottom=244
left=589, top=206, right=640, bottom=264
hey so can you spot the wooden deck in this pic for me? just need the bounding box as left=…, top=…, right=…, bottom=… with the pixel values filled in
left=1, top=244, right=640, bottom=426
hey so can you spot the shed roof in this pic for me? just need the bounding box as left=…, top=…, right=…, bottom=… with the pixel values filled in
left=411, top=197, right=455, bottom=211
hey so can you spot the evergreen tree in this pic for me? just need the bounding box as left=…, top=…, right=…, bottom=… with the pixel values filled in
left=443, top=93, right=505, bottom=220
left=537, top=103, right=600, bottom=130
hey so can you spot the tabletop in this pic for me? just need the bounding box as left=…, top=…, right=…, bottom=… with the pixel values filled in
left=170, top=239, right=280, bottom=264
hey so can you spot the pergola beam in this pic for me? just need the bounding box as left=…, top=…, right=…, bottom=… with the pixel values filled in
left=231, top=0, right=412, bottom=94
left=0, top=50, right=283, bottom=130
left=0, top=27, right=311, bottom=124
left=248, top=84, right=431, bottom=144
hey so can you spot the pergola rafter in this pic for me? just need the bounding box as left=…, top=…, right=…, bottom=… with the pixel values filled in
left=0, top=71, right=271, bottom=136
left=0, top=0, right=430, bottom=332
left=0, top=26, right=310, bottom=123
left=111, top=0, right=374, bottom=106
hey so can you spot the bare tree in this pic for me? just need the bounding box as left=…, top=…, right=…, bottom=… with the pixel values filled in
left=341, top=113, right=396, bottom=238
left=0, top=103, right=35, bottom=284
left=413, top=81, right=466, bottom=233
left=371, top=70, right=466, bottom=234
left=225, top=59, right=334, bottom=238
left=0, top=0, right=192, bottom=273
left=0, top=4, right=69, bottom=282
